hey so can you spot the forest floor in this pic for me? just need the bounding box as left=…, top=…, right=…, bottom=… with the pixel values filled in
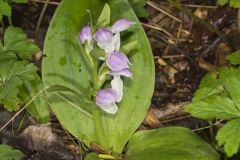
left=0, top=0, right=239, bottom=159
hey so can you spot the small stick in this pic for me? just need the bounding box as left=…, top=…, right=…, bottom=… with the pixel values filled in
left=157, top=2, right=217, bottom=9
left=29, top=0, right=59, bottom=5
left=160, top=115, right=191, bottom=123
left=141, top=22, right=173, bottom=37
left=147, top=1, right=182, bottom=23
left=35, top=0, right=50, bottom=42
left=176, top=23, right=182, bottom=45
left=192, top=120, right=223, bottom=132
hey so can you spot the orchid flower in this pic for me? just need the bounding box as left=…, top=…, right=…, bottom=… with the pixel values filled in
left=96, top=88, right=118, bottom=114
left=94, top=19, right=134, bottom=54
left=95, top=76, right=123, bottom=114
left=78, top=25, right=93, bottom=52
left=94, top=28, right=119, bottom=54
left=106, top=51, right=132, bottom=78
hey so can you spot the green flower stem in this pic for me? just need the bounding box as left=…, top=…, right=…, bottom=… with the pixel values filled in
left=86, top=50, right=99, bottom=91
left=87, top=10, right=94, bottom=32
left=97, top=62, right=109, bottom=89
left=77, top=42, right=99, bottom=91
left=92, top=109, right=107, bottom=150
left=90, top=57, right=106, bottom=150
left=81, top=44, right=106, bottom=150
left=98, top=73, right=109, bottom=90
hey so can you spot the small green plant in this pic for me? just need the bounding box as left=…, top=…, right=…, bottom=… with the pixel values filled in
left=186, top=49, right=240, bottom=157
left=0, top=0, right=27, bottom=21
left=0, top=144, right=25, bottom=160
left=217, top=0, right=240, bottom=8
left=0, top=26, right=49, bottom=123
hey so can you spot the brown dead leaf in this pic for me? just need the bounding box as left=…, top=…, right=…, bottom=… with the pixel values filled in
left=21, top=123, right=56, bottom=150
left=152, top=102, right=188, bottom=121
left=143, top=108, right=162, bottom=128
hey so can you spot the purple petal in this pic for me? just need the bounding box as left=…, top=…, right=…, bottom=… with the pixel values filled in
left=112, top=19, right=134, bottom=33
left=106, top=52, right=130, bottom=71
left=78, top=25, right=92, bottom=44
left=96, top=89, right=118, bottom=106
left=94, top=28, right=113, bottom=42
left=111, top=68, right=133, bottom=77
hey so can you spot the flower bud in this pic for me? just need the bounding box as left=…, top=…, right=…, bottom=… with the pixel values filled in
left=78, top=25, right=92, bottom=44
left=112, top=19, right=134, bottom=33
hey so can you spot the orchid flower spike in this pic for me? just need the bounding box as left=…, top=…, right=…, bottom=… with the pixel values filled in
left=94, top=19, right=134, bottom=114
left=96, top=89, right=118, bottom=114
left=106, top=52, right=132, bottom=77
left=78, top=25, right=93, bottom=52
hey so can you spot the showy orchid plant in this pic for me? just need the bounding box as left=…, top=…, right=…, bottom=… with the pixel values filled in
left=78, top=19, right=134, bottom=114
left=42, top=1, right=222, bottom=159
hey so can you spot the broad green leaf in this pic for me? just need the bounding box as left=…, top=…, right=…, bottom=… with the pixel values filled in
left=97, top=3, right=111, bottom=27
left=126, top=127, right=220, bottom=160
left=227, top=50, right=240, bottom=65
left=42, top=0, right=154, bottom=154
left=128, top=0, right=148, bottom=17
left=0, top=144, right=25, bottom=160
left=185, top=95, right=240, bottom=120
left=3, top=27, right=40, bottom=60
left=217, top=118, right=240, bottom=157
left=219, top=67, right=240, bottom=109
left=0, top=0, right=11, bottom=16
